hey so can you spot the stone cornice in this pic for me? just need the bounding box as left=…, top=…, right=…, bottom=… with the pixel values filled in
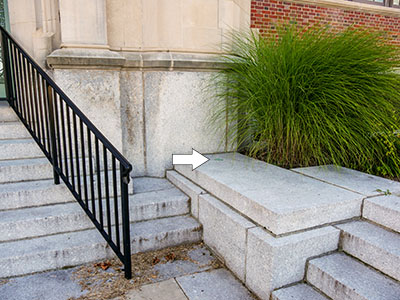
left=287, top=0, right=400, bottom=17
left=47, top=49, right=226, bottom=71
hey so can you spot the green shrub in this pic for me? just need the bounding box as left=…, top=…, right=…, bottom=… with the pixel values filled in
left=211, top=25, right=400, bottom=177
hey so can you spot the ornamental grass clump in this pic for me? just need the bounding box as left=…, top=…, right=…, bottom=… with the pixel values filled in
left=212, top=25, right=400, bottom=177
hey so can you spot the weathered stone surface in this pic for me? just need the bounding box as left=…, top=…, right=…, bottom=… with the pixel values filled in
left=199, top=194, right=255, bottom=281
left=363, top=195, right=400, bottom=233
left=307, top=253, right=400, bottom=300
left=53, top=69, right=123, bottom=152
left=0, top=179, right=74, bottom=210
left=245, top=226, right=340, bottom=300
left=167, top=170, right=206, bottom=218
left=0, top=268, right=86, bottom=300
left=271, top=284, right=329, bottom=300
left=0, top=157, right=53, bottom=183
left=144, top=72, right=226, bottom=177
left=336, top=221, right=400, bottom=281
left=0, top=102, right=18, bottom=122
left=176, top=153, right=362, bottom=235
left=133, top=177, right=174, bottom=194
left=122, top=279, right=188, bottom=300
left=0, top=122, right=31, bottom=139
left=120, top=71, right=146, bottom=177
left=131, top=216, right=202, bottom=253
left=0, top=138, right=45, bottom=160
left=0, top=215, right=201, bottom=278
left=176, top=268, right=256, bottom=300
left=293, top=165, right=400, bottom=197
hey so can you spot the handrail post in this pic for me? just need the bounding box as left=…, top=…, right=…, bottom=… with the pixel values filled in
left=120, top=165, right=132, bottom=279
left=47, top=83, right=60, bottom=185
left=1, top=31, right=13, bottom=104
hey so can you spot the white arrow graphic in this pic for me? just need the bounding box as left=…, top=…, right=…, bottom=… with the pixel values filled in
left=172, top=149, right=209, bottom=170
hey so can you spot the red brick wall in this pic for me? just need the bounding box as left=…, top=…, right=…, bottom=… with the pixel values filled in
left=251, top=0, right=400, bottom=46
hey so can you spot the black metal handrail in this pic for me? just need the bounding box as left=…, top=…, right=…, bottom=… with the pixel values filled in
left=0, top=27, right=133, bottom=279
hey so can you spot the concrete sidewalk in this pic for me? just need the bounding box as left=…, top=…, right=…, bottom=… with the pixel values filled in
left=115, top=269, right=255, bottom=300
left=0, top=243, right=257, bottom=300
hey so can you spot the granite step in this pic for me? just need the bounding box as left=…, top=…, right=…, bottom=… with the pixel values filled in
left=0, top=102, right=18, bottom=122
left=336, top=220, right=400, bottom=281
left=271, top=284, right=329, bottom=300
left=0, top=138, right=45, bottom=160
left=0, top=121, right=31, bottom=140
left=175, top=152, right=362, bottom=235
left=0, top=187, right=189, bottom=242
left=0, top=215, right=202, bottom=278
left=0, top=156, right=115, bottom=184
left=363, top=195, right=400, bottom=233
left=307, top=252, right=400, bottom=300
left=293, top=165, right=400, bottom=197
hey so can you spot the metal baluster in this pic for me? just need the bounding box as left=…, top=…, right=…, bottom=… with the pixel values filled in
left=42, top=78, right=51, bottom=155
left=95, top=137, right=103, bottom=228
left=66, top=106, right=75, bottom=188
left=112, top=156, right=120, bottom=250
left=120, top=164, right=132, bottom=279
left=73, top=112, right=81, bottom=198
left=36, top=74, right=46, bottom=149
left=103, top=146, right=112, bottom=237
left=32, top=69, right=41, bottom=142
left=46, top=84, right=60, bottom=184
left=54, top=92, right=62, bottom=174
left=60, top=99, right=68, bottom=178
left=87, top=129, right=96, bottom=216
left=80, top=120, right=89, bottom=208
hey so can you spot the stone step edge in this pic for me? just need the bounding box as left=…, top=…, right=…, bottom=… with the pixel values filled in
left=0, top=189, right=190, bottom=243
left=0, top=215, right=202, bottom=278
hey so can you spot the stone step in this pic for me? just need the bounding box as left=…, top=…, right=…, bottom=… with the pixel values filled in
left=0, top=102, right=18, bottom=122
left=0, top=121, right=31, bottom=140
left=363, top=195, right=400, bottom=234
left=0, top=157, right=53, bottom=183
left=307, top=253, right=400, bottom=300
left=0, top=187, right=189, bottom=242
left=0, top=138, right=45, bottom=160
left=0, top=215, right=201, bottom=278
left=271, top=284, right=329, bottom=300
left=336, top=221, right=400, bottom=281
left=175, top=153, right=362, bottom=235
left=0, top=156, right=115, bottom=184
left=0, top=179, right=73, bottom=210
left=293, top=165, right=400, bottom=197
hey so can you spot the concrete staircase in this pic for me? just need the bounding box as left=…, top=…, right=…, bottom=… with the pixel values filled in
left=172, top=153, right=400, bottom=300
left=0, top=102, right=201, bottom=278
left=272, top=177, right=400, bottom=300
left=273, top=219, right=400, bottom=299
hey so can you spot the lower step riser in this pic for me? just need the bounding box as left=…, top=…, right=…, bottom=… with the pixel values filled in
left=0, top=142, right=44, bottom=160
left=0, top=217, right=201, bottom=278
left=0, top=198, right=189, bottom=242
left=0, top=162, right=53, bottom=184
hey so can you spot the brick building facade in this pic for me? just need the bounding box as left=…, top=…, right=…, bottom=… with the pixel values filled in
left=251, top=0, right=400, bottom=46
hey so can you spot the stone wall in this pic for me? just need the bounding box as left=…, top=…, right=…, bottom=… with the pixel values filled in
left=48, top=52, right=229, bottom=177
left=251, top=0, right=400, bottom=46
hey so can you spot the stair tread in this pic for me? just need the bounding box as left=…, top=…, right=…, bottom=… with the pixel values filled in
left=0, top=122, right=31, bottom=139
left=307, top=252, right=400, bottom=300
left=363, top=195, right=400, bottom=233
left=0, top=138, right=45, bottom=161
left=0, top=215, right=200, bottom=258
left=336, top=221, right=400, bottom=281
left=0, top=157, right=49, bottom=167
left=0, top=187, right=188, bottom=223
left=272, top=284, right=329, bottom=300
left=336, top=221, right=400, bottom=255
